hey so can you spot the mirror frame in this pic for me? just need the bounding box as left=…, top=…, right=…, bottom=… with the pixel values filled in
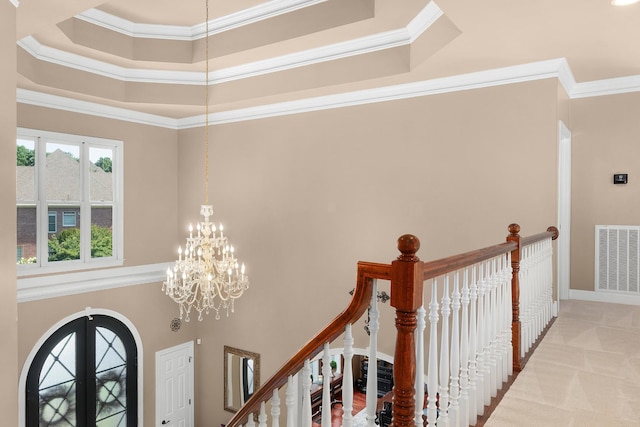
left=224, top=345, right=261, bottom=413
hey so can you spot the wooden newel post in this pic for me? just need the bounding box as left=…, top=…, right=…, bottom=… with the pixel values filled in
left=390, top=234, right=423, bottom=427
left=506, top=223, right=522, bottom=371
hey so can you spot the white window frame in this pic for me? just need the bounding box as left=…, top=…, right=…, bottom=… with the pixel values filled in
left=17, top=128, right=124, bottom=276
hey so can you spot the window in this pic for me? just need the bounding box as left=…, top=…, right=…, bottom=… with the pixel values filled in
left=63, top=211, right=77, bottom=227
left=17, top=128, right=123, bottom=274
left=48, top=212, right=57, bottom=233
left=25, top=315, right=138, bottom=426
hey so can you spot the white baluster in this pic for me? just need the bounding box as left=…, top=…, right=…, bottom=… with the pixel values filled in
left=366, top=279, right=379, bottom=427
left=322, top=343, right=332, bottom=427
left=449, top=271, right=462, bottom=427
left=426, top=279, right=440, bottom=425
left=459, top=268, right=471, bottom=427
left=482, top=261, right=492, bottom=406
left=475, top=263, right=486, bottom=416
left=415, top=305, right=426, bottom=426
left=468, top=266, right=478, bottom=426
left=342, top=324, right=355, bottom=427
left=487, top=258, right=498, bottom=397
left=271, top=388, right=281, bottom=427
left=258, top=402, right=267, bottom=427
left=246, top=413, right=256, bottom=427
left=439, top=276, right=451, bottom=426
left=286, top=375, right=296, bottom=427
left=301, top=360, right=313, bottom=427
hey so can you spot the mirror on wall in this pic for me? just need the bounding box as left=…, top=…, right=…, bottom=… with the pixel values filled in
left=224, top=346, right=260, bottom=413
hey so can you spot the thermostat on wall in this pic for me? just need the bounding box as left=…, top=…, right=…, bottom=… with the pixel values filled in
left=613, top=173, right=628, bottom=184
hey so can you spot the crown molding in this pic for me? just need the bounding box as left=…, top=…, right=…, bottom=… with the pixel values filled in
left=17, top=262, right=172, bottom=302
left=18, top=36, right=202, bottom=84
left=9, top=0, right=18, bottom=7
left=76, top=0, right=327, bottom=40
left=18, top=58, right=640, bottom=130
left=17, top=88, right=178, bottom=129
left=407, top=1, right=444, bottom=42
left=179, top=58, right=574, bottom=128
left=571, top=74, right=640, bottom=98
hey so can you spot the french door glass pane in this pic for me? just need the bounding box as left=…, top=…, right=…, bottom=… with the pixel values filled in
left=95, top=327, right=127, bottom=426
left=39, top=333, right=77, bottom=427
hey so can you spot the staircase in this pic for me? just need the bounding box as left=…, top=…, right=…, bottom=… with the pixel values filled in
left=226, top=223, right=559, bottom=427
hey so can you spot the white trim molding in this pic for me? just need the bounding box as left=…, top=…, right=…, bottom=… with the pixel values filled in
left=17, top=262, right=172, bottom=302
left=9, top=0, right=19, bottom=7
left=77, top=0, right=328, bottom=40
left=570, top=289, right=640, bottom=306
left=17, top=58, right=640, bottom=130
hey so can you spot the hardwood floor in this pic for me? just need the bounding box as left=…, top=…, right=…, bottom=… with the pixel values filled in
left=311, top=391, right=366, bottom=427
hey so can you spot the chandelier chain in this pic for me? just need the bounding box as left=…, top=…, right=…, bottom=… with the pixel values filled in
left=205, top=0, right=210, bottom=204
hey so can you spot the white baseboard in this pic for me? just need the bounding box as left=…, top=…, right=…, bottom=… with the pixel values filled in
left=569, top=289, right=640, bottom=306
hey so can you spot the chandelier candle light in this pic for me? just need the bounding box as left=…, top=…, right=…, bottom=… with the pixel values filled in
left=163, top=0, right=249, bottom=321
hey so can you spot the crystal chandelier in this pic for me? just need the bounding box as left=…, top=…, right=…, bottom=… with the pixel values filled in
left=163, top=0, right=249, bottom=321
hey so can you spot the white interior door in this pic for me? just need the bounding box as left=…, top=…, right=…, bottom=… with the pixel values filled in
left=557, top=120, right=572, bottom=305
left=156, top=341, right=194, bottom=427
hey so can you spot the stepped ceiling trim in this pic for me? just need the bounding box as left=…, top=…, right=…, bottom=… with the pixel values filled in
left=19, top=2, right=442, bottom=86
left=571, top=75, right=640, bottom=99
left=24, top=57, right=639, bottom=131
left=77, top=0, right=328, bottom=40
left=18, top=59, right=640, bottom=130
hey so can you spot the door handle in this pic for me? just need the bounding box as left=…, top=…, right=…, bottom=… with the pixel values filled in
left=161, top=420, right=170, bottom=425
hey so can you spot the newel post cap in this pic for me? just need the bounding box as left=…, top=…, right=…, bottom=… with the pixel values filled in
left=397, top=234, right=420, bottom=261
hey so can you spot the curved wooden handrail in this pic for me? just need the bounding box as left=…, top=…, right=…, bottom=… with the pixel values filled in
left=225, top=261, right=391, bottom=427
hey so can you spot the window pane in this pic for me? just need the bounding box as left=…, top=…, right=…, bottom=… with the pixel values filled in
left=95, top=327, right=127, bottom=426
left=47, top=142, right=80, bottom=202
left=48, top=206, right=81, bottom=262
left=39, top=332, right=77, bottom=427
left=90, top=147, right=114, bottom=202
left=17, top=138, right=35, bottom=201
left=17, top=206, right=37, bottom=264
left=92, top=207, right=113, bottom=259
left=17, top=139, right=37, bottom=265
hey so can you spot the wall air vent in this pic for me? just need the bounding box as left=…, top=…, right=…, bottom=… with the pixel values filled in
left=595, top=225, right=640, bottom=294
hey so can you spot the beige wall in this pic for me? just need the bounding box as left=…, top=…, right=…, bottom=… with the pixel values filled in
left=571, top=92, right=640, bottom=291
left=177, top=78, right=561, bottom=425
left=1, top=2, right=18, bottom=425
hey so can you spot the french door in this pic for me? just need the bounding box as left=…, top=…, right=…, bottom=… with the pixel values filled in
left=26, top=315, right=138, bottom=427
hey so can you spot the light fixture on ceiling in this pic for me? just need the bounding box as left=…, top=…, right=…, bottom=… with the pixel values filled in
left=163, top=0, right=249, bottom=322
left=612, top=0, right=640, bottom=5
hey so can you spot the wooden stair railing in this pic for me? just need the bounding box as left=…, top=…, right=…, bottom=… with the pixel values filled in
left=225, top=262, right=392, bottom=427
left=225, top=223, right=559, bottom=427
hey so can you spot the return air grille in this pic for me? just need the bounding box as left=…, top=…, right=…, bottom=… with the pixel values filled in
left=596, top=225, right=640, bottom=294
